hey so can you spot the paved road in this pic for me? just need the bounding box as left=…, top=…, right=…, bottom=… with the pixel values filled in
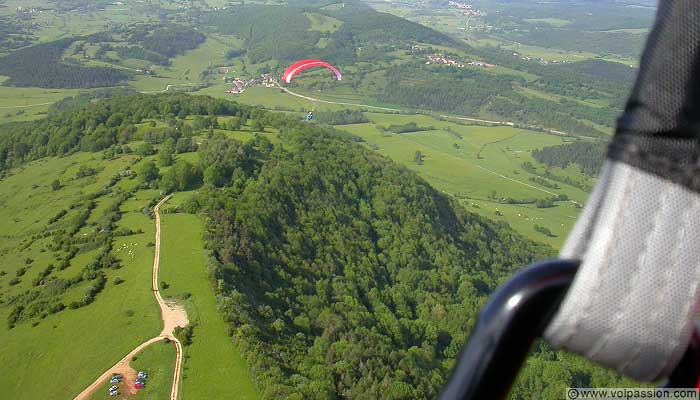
left=139, top=84, right=194, bottom=94
left=278, top=84, right=568, bottom=136
left=74, top=195, right=187, bottom=400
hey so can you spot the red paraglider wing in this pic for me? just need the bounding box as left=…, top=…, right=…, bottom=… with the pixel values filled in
left=282, top=60, right=342, bottom=83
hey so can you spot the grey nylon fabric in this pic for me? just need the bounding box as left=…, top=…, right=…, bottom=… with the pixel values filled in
left=544, top=161, right=700, bottom=381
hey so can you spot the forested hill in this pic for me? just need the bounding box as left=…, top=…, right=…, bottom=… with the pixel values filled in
left=0, top=93, right=626, bottom=397
left=0, top=37, right=128, bottom=88
left=199, top=0, right=458, bottom=65
left=189, top=124, right=553, bottom=397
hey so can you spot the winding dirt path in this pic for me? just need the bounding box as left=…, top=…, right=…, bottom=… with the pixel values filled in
left=74, top=194, right=187, bottom=400
left=152, top=195, right=187, bottom=400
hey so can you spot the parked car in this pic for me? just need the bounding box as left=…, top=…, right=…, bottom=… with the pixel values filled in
left=110, top=377, right=120, bottom=384
left=109, top=390, right=119, bottom=396
left=135, top=383, right=145, bottom=389
left=109, top=385, right=118, bottom=391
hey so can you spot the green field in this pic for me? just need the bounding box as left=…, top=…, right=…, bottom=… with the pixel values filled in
left=159, top=208, right=259, bottom=400
left=0, top=85, right=82, bottom=124
left=0, top=153, right=163, bottom=400
left=337, top=113, right=591, bottom=246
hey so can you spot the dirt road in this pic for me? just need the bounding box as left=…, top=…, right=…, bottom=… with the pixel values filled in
left=152, top=195, right=187, bottom=400
left=74, top=195, right=187, bottom=400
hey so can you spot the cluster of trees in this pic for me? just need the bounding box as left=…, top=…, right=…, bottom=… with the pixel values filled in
left=75, top=165, right=98, bottom=179
left=380, top=63, right=511, bottom=116
left=110, top=45, right=170, bottom=65
left=534, top=225, right=555, bottom=237
left=535, top=195, right=568, bottom=209
left=136, top=155, right=203, bottom=194
left=0, top=93, right=255, bottom=171
left=385, top=121, right=433, bottom=134
left=532, top=141, right=607, bottom=176
left=174, top=325, right=194, bottom=346
left=6, top=186, right=132, bottom=328
left=529, top=176, right=560, bottom=189
left=0, top=37, right=128, bottom=88
left=44, top=0, right=113, bottom=13
left=160, top=160, right=203, bottom=193
left=314, top=109, right=368, bottom=125
left=522, top=161, right=593, bottom=192
left=0, top=16, right=34, bottom=52
left=141, top=26, right=206, bottom=59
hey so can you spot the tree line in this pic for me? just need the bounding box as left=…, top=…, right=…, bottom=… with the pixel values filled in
left=532, top=141, right=607, bottom=176
left=0, top=36, right=128, bottom=88
left=378, top=62, right=609, bottom=136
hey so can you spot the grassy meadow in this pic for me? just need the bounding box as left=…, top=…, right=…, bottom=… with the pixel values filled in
left=337, top=112, right=592, bottom=247
left=159, top=209, right=260, bottom=400
left=0, top=152, right=164, bottom=400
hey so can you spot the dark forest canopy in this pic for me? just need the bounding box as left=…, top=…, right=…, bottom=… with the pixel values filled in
left=188, top=128, right=553, bottom=398
left=0, top=16, right=34, bottom=52
left=314, top=109, right=369, bottom=125
left=0, top=23, right=204, bottom=88
left=199, top=5, right=319, bottom=64
left=324, top=1, right=458, bottom=48
left=141, top=26, right=206, bottom=59
left=0, top=36, right=128, bottom=88
left=198, top=0, right=458, bottom=65
left=379, top=62, right=611, bottom=136
left=532, top=140, right=607, bottom=176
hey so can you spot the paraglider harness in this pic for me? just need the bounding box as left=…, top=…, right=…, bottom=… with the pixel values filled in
left=441, top=1, right=700, bottom=398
